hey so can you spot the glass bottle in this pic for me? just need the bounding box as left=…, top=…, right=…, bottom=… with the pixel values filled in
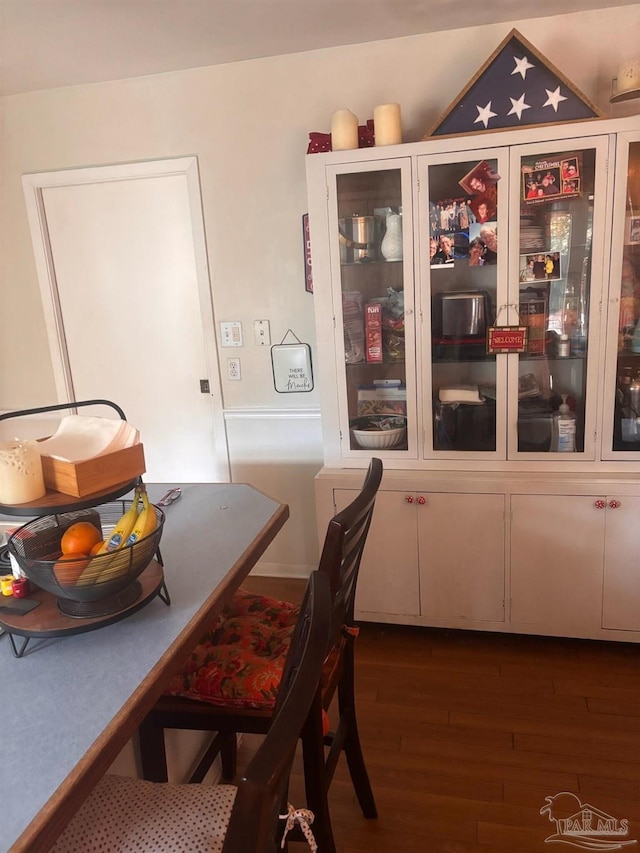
left=551, top=395, right=576, bottom=453
left=558, top=334, right=570, bottom=357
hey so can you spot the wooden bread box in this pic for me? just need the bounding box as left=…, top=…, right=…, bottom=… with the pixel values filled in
left=39, top=443, right=146, bottom=498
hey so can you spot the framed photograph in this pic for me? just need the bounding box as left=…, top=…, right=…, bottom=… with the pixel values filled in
left=458, top=160, right=500, bottom=196
left=522, top=166, right=561, bottom=201
left=562, top=178, right=581, bottom=195
left=519, top=251, right=562, bottom=282
left=469, top=194, right=496, bottom=224
left=561, top=157, right=580, bottom=180
left=430, top=232, right=468, bottom=267
left=429, top=197, right=472, bottom=234
left=521, top=152, right=582, bottom=205
left=625, top=215, right=640, bottom=246
left=302, top=213, right=313, bottom=293
left=468, top=221, right=498, bottom=266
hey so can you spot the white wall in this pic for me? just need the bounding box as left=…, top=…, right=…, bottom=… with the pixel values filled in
left=1, top=7, right=638, bottom=573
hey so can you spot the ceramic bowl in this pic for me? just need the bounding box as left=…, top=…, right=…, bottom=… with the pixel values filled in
left=350, top=415, right=407, bottom=449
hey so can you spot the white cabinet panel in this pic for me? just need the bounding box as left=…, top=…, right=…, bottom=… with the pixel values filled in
left=602, top=496, right=640, bottom=630
left=510, top=494, right=605, bottom=635
left=335, top=489, right=420, bottom=618
left=419, top=493, right=505, bottom=622
left=338, top=488, right=505, bottom=623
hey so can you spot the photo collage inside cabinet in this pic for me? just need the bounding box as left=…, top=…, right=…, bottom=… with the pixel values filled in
left=426, top=146, right=599, bottom=457
left=515, top=147, right=597, bottom=455
left=427, top=157, right=501, bottom=453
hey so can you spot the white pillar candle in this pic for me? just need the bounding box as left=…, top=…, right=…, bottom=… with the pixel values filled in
left=617, top=59, right=640, bottom=93
left=0, top=441, right=46, bottom=504
left=374, top=103, right=402, bottom=146
left=330, top=109, right=359, bottom=151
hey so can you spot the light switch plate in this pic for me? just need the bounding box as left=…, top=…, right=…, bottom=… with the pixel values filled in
left=254, top=319, right=271, bottom=346
left=220, top=321, right=243, bottom=347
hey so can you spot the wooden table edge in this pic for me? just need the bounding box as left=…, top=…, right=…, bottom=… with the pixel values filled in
left=10, top=500, right=289, bottom=853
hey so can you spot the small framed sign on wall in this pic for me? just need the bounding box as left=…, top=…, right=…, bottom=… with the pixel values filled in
left=271, top=330, right=314, bottom=393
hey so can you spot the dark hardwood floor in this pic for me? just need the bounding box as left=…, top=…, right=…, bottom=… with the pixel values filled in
left=239, top=576, right=640, bottom=852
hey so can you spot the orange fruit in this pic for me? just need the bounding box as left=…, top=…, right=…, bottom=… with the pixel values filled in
left=53, top=552, right=89, bottom=585
left=89, top=540, right=106, bottom=556
left=60, top=522, right=102, bottom=556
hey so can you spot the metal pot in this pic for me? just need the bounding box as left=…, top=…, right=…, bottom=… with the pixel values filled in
left=338, top=216, right=380, bottom=263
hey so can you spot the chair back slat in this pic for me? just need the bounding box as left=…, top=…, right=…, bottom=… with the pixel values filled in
left=318, top=458, right=383, bottom=636
left=222, top=570, right=331, bottom=853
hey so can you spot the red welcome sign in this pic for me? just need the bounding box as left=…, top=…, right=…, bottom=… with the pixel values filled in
left=486, top=325, right=528, bottom=353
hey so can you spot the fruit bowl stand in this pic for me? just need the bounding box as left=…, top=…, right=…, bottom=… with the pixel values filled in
left=0, top=400, right=171, bottom=657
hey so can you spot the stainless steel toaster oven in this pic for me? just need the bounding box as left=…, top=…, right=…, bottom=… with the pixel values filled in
left=437, top=290, right=492, bottom=338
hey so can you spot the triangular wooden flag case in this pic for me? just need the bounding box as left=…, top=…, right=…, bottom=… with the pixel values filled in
left=425, top=29, right=603, bottom=138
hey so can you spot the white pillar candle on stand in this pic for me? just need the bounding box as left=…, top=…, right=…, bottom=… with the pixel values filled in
left=617, top=59, right=640, bottom=93
left=0, top=441, right=46, bottom=504
left=330, top=109, right=359, bottom=150
left=374, top=103, right=402, bottom=146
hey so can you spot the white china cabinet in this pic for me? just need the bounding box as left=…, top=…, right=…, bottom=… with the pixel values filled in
left=307, top=115, right=640, bottom=641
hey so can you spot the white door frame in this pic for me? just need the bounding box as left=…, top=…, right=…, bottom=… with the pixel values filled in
left=22, top=156, right=230, bottom=481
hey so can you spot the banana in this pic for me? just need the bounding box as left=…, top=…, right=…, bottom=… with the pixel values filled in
left=124, top=486, right=157, bottom=546
left=103, top=488, right=142, bottom=551
left=95, top=487, right=157, bottom=584
left=76, top=488, right=141, bottom=586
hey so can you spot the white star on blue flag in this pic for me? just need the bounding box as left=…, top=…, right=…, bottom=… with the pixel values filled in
left=508, top=93, right=531, bottom=120
left=474, top=102, right=498, bottom=128
left=512, top=55, right=535, bottom=79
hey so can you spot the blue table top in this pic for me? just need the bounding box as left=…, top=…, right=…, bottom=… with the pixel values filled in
left=0, top=482, right=288, bottom=852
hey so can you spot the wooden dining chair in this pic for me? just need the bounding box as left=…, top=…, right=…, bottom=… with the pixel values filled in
left=138, top=458, right=383, bottom=852
left=51, top=570, right=331, bottom=853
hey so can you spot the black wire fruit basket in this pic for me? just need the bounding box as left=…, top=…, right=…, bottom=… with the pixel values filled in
left=7, top=500, right=165, bottom=618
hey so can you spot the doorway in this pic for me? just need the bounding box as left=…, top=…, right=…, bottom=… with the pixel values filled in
left=22, top=157, right=229, bottom=482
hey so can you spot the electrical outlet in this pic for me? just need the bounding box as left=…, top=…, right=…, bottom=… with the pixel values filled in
left=226, top=357, right=241, bottom=381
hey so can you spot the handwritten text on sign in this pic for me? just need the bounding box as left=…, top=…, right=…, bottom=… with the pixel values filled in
left=286, top=367, right=312, bottom=391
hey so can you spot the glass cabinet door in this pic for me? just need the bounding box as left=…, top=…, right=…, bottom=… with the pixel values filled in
left=606, top=135, right=640, bottom=456
left=327, top=161, right=416, bottom=457
left=419, top=150, right=509, bottom=458
left=510, top=138, right=609, bottom=459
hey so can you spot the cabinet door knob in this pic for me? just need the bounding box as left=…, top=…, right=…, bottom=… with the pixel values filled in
left=417, top=495, right=426, bottom=505
left=595, top=500, right=606, bottom=509
left=405, top=495, right=414, bottom=504
left=609, top=500, right=621, bottom=509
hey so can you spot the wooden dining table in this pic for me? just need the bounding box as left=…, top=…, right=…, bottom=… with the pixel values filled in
left=0, top=482, right=289, bottom=853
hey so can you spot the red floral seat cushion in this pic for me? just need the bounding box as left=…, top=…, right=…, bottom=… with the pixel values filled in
left=165, top=589, right=300, bottom=710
